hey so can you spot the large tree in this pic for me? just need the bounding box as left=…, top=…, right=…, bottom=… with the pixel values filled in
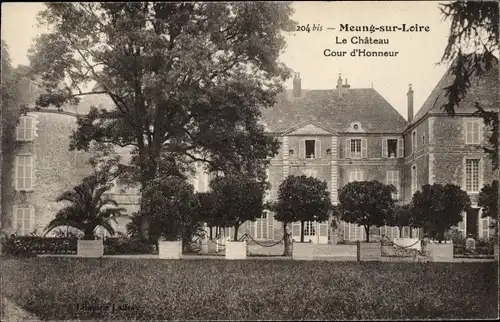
left=440, top=1, right=499, bottom=233
left=1, top=41, right=28, bottom=227
left=412, top=183, right=471, bottom=243
left=478, top=180, right=499, bottom=236
left=209, top=173, right=267, bottom=241
left=440, top=1, right=499, bottom=169
left=27, top=2, right=295, bottom=233
left=271, top=175, right=331, bottom=255
left=338, top=181, right=396, bottom=242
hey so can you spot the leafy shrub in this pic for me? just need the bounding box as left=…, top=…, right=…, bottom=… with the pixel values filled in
left=444, top=228, right=465, bottom=245
left=103, top=237, right=156, bottom=255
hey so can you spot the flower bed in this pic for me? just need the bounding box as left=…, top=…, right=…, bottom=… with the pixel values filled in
left=1, top=258, right=498, bottom=320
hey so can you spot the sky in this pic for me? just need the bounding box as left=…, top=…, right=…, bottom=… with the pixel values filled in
left=1, top=1, right=452, bottom=120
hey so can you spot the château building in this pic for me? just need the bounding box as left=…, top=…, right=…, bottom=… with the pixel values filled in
left=3, top=67, right=497, bottom=243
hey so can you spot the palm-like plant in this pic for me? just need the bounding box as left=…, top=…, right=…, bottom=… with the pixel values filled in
left=45, top=175, right=126, bottom=240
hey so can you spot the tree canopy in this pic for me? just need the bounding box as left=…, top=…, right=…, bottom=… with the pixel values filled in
left=136, top=176, right=202, bottom=244
left=478, top=180, right=498, bottom=235
left=28, top=2, right=295, bottom=184
left=440, top=1, right=499, bottom=170
left=1, top=41, right=29, bottom=227
left=385, top=204, right=417, bottom=238
left=208, top=173, right=267, bottom=241
left=272, top=175, right=331, bottom=244
left=412, top=183, right=471, bottom=242
left=338, top=180, right=396, bottom=242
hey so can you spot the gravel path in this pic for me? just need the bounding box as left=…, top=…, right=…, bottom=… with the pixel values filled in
left=1, top=297, right=41, bottom=322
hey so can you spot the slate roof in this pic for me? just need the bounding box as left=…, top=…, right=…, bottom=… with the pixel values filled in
left=62, top=87, right=408, bottom=134
left=260, top=88, right=407, bottom=133
left=410, top=63, right=499, bottom=127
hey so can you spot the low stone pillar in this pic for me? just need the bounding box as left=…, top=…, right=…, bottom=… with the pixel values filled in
left=225, top=241, right=246, bottom=260
left=77, top=240, right=104, bottom=258
left=427, top=242, right=454, bottom=262
left=292, top=242, right=314, bottom=260
left=357, top=241, right=381, bottom=261
left=158, top=241, right=182, bottom=259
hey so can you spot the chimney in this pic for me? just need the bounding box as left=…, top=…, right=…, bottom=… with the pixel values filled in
left=292, top=73, right=301, bottom=97
left=336, top=73, right=343, bottom=98
left=343, top=78, right=351, bottom=89
left=407, top=84, right=414, bottom=122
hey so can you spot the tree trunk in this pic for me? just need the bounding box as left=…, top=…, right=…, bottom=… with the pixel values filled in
left=409, top=227, right=413, bottom=238
left=399, top=227, right=403, bottom=238
left=233, top=224, right=240, bottom=241
left=300, top=221, right=305, bottom=242
left=283, top=222, right=291, bottom=256
left=209, top=226, right=213, bottom=239
left=365, top=225, right=370, bottom=242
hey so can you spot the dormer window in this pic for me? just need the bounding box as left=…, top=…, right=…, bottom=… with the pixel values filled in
left=289, top=149, right=294, bottom=156
left=326, top=149, right=331, bottom=155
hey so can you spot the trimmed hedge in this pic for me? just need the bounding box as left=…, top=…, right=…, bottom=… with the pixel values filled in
left=0, top=236, right=157, bottom=257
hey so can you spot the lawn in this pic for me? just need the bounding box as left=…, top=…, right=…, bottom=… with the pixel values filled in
left=1, top=258, right=498, bottom=320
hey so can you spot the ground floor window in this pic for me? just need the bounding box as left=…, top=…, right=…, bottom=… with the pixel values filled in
left=13, top=207, right=34, bottom=236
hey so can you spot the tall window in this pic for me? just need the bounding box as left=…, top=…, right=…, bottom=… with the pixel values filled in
left=349, top=169, right=363, bottom=182
left=304, top=221, right=316, bottom=236
left=386, top=170, right=400, bottom=200
left=382, top=138, right=404, bottom=158
left=465, top=159, right=480, bottom=192
left=411, top=130, right=417, bottom=154
left=15, top=155, right=33, bottom=190
left=465, top=119, right=481, bottom=145
left=13, top=207, right=34, bottom=236
left=411, top=165, right=417, bottom=196
left=255, top=211, right=274, bottom=240
left=16, top=116, right=34, bottom=141
left=350, top=139, right=362, bottom=158
left=305, top=140, right=316, bottom=159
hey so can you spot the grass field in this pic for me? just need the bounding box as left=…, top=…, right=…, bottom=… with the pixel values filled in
left=1, top=258, right=498, bottom=320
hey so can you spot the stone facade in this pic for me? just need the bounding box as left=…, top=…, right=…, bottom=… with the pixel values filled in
left=3, top=68, right=497, bottom=244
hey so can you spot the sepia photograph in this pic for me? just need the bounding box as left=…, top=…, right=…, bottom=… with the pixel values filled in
left=1, top=1, right=499, bottom=320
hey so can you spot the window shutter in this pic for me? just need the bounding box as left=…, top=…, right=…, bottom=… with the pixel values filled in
left=299, top=139, right=305, bottom=159
left=315, top=139, right=321, bottom=159
left=397, top=139, right=404, bottom=158
left=345, top=139, right=351, bottom=158
left=359, top=170, right=364, bottom=181
left=361, top=139, right=367, bottom=158
left=26, top=117, right=33, bottom=141
left=478, top=121, right=483, bottom=144
left=267, top=213, right=274, bottom=240
left=29, top=208, right=35, bottom=234
left=16, top=119, right=22, bottom=140
left=292, top=222, right=301, bottom=241
left=381, top=139, right=387, bottom=158
left=386, top=171, right=390, bottom=185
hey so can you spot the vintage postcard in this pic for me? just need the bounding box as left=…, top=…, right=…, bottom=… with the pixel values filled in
left=1, top=1, right=499, bottom=321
